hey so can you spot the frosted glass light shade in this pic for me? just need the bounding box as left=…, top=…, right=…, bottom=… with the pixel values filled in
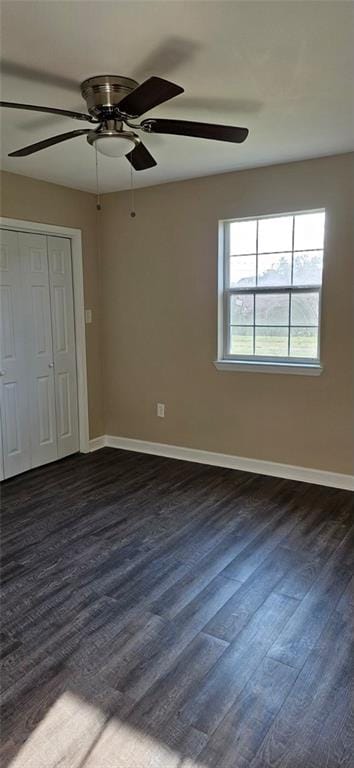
left=95, top=135, right=136, bottom=157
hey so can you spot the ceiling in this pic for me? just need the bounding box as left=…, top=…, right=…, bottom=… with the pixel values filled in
left=1, top=0, right=353, bottom=193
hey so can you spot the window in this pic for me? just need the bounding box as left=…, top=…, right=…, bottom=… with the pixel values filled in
left=216, top=210, right=325, bottom=373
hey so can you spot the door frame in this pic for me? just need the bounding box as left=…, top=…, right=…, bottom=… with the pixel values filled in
left=0, top=217, right=90, bottom=465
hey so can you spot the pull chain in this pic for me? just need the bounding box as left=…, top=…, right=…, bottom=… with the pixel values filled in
left=130, top=164, right=136, bottom=218
left=95, top=144, right=101, bottom=211
left=95, top=145, right=135, bottom=217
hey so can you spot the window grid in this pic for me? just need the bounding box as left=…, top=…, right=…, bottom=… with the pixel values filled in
left=226, top=290, right=321, bottom=360
left=288, top=216, right=295, bottom=356
left=229, top=247, right=323, bottom=258
left=222, top=211, right=324, bottom=364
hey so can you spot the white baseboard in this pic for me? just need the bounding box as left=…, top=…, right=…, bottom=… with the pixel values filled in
left=89, top=435, right=106, bottom=451
left=89, top=434, right=354, bottom=491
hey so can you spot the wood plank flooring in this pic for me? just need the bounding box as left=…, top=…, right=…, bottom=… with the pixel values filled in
left=1, top=447, right=353, bottom=768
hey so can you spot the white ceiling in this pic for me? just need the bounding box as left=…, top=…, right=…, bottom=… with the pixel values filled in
left=1, top=0, right=353, bottom=193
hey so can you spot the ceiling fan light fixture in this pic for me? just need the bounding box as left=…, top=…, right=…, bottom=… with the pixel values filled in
left=93, top=134, right=138, bottom=158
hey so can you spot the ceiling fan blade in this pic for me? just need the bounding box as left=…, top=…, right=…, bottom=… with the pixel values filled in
left=0, top=101, right=97, bottom=123
left=8, top=129, right=92, bottom=157
left=141, top=118, right=249, bottom=143
left=118, top=77, right=183, bottom=118
left=126, top=142, right=157, bottom=171
left=1, top=60, right=79, bottom=93
left=133, top=37, right=201, bottom=80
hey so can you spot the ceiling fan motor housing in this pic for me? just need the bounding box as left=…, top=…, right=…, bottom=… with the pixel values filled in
left=80, top=75, right=139, bottom=118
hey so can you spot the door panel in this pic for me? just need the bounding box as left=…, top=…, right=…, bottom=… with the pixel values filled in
left=57, top=371, right=71, bottom=437
left=48, top=236, right=79, bottom=457
left=37, top=375, right=56, bottom=445
left=3, top=382, right=22, bottom=454
left=19, top=232, right=58, bottom=468
left=1, top=285, right=16, bottom=358
left=53, top=286, right=68, bottom=353
left=32, top=284, right=53, bottom=356
left=0, top=230, right=31, bottom=477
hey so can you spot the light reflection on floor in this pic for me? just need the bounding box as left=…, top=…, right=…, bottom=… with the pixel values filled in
left=9, top=690, right=203, bottom=768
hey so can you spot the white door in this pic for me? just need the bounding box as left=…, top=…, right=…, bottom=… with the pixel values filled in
left=0, top=229, right=80, bottom=478
left=48, top=236, right=79, bottom=458
left=19, top=232, right=58, bottom=468
left=0, top=230, right=31, bottom=477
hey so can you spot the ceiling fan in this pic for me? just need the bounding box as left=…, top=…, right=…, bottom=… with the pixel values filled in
left=0, top=74, right=249, bottom=170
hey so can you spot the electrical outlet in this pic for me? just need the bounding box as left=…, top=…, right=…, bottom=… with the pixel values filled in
left=157, top=403, right=165, bottom=418
left=85, top=309, right=92, bottom=324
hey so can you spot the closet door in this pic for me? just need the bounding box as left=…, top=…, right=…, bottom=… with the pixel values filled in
left=0, top=230, right=31, bottom=477
left=48, top=236, right=79, bottom=458
left=19, top=232, right=58, bottom=468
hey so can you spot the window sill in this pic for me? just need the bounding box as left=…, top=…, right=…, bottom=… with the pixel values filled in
left=213, top=360, right=323, bottom=376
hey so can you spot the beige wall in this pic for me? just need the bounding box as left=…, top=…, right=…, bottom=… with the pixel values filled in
left=2, top=156, right=353, bottom=473
left=0, top=170, right=103, bottom=438
left=100, top=153, right=354, bottom=474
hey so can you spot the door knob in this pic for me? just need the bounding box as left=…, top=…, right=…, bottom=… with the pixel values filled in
left=48, top=362, right=54, bottom=368
left=0, top=369, right=6, bottom=376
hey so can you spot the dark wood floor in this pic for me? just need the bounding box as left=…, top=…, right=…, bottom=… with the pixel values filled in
left=1, top=448, right=353, bottom=768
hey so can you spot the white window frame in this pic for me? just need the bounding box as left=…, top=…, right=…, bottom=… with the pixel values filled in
left=215, top=209, right=325, bottom=375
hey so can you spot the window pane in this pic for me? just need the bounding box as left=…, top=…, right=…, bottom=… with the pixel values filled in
left=258, top=252, right=291, bottom=286
left=255, top=327, right=288, bottom=356
left=293, top=250, right=323, bottom=285
left=294, top=212, right=325, bottom=250
left=230, top=294, right=254, bottom=325
left=258, top=216, right=292, bottom=253
left=290, top=327, right=318, bottom=358
left=230, top=220, right=257, bottom=255
left=255, top=293, right=289, bottom=325
left=230, top=326, right=253, bottom=355
left=291, top=292, right=319, bottom=325
left=230, top=255, right=256, bottom=287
